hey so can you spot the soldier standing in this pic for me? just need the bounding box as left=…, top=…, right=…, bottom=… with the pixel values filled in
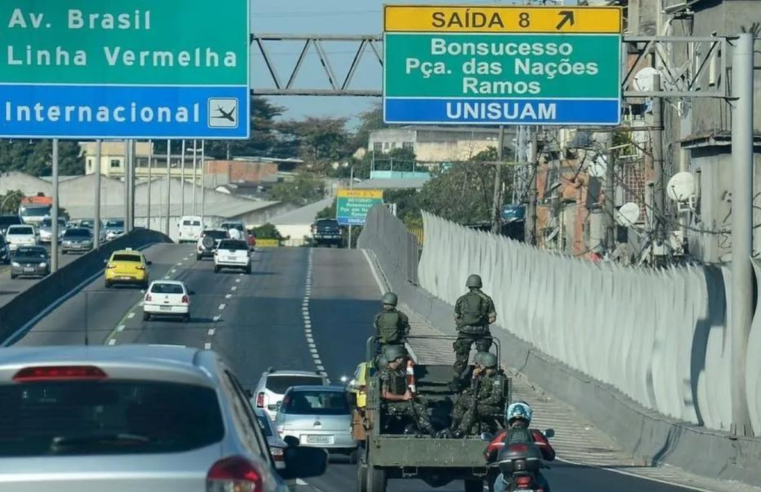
left=450, top=352, right=505, bottom=437
left=379, top=345, right=437, bottom=436
left=451, top=274, right=497, bottom=390
left=374, top=292, right=410, bottom=354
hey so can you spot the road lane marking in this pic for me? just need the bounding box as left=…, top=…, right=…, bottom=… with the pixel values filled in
left=302, top=249, right=330, bottom=383
left=127, top=312, right=135, bottom=319
left=235, top=278, right=241, bottom=283
left=117, top=325, right=125, bottom=332
left=219, top=303, right=226, bottom=310
left=225, top=294, right=232, bottom=299
left=108, top=339, right=116, bottom=345
left=204, top=342, right=212, bottom=350
left=213, top=315, right=221, bottom=322
left=231, top=286, right=237, bottom=291
left=208, top=328, right=216, bottom=336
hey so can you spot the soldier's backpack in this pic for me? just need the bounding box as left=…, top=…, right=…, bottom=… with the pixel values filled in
left=377, top=311, right=403, bottom=343
left=458, top=291, right=490, bottom=328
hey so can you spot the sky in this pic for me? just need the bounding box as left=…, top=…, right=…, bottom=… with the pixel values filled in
left=249, top=0, right=579, bottom=125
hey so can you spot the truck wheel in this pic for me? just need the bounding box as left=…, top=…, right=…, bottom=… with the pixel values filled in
left=366, top=466, right=386, bottom=492
left=464, top=480, right=483, bottom=492
left=356, top=461, right=368, bottom=492
left=348, top=448, right=359, bottom=465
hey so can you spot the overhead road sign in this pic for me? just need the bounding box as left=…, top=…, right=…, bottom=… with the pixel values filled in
left=336, top=189, right=384, bottom=226
left=0, top=0, right=250, bottom=139
left=383, top=4, right=623, bottom=126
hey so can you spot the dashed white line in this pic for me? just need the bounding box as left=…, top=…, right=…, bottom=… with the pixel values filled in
left=307, top=337, right=314, bottom=343
left=316, top=365, right=325, bottom=372
left=235, top=278, right=241, bottom=283
left=127, top=312, right=135, bottom=319
left=108, top=339, right=116, bottom=346
left=117, top=325, right=125, bottom=332
left=213, top=315, right=221, bottom=322
left=231, top=286, right=237, bottom=291
left=312, top=353, right=320, bottom=359
left=204, top=342, right=212, bottom=350
left=303, top=249, right=329, bottom=381
left=219, top=303, right=226, bottom=310
left=225, top=294, right=232, bottom=299
left=208, top=328, right=216, bottom=336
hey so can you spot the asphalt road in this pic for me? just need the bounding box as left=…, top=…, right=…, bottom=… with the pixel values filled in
left=0, top=243, right=81, bottom=308
left=10, top=245, right=702, bottom=492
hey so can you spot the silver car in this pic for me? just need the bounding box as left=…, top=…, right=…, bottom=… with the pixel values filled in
left=104, top=218, right=125, bottom=241
left=0, top=345, right=328, bottom=492
left=254, top=408, right=288, bottom=470
left=275, top=385, right=359, bottom=463
left=61, top=227, right=94, bottom=254
left=38, top=217, right=67, bottom=244
left=10, top=246, right=50, bottom=279
left=253, top=369, right=329, bottom=421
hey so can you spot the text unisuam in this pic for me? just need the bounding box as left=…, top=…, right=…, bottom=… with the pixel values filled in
left=446, top=102, right=557, bottom=121
left=6, top=46, right=237, bottom=68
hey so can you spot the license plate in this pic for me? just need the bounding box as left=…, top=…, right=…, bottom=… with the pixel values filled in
left=23, top=267, right=34, bottom=273
left=160, top=306, right=172, bottom=311
left=119, top=276, right=131, bottom=280
left=306, top=435, right=332, bottom=444
left=226, top=257, right=237, bottom=261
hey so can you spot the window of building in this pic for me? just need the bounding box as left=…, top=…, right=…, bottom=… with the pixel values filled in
left=110, top=159, right=121, bottom=168
left=402, top=142, right=414, bottom=151
left=382, top=142, right=389, bottom=150
left=86, top=158, right=93, bottom=171
left=372, top=143, right=382, bottom=153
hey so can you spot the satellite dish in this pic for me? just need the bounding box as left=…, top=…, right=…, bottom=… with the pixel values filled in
left=667, top=172, right=696, bottom=202
left=616, top=202, right=641, bottom=226
left=587, top=154, right=607, bottom=178
left=633, top=67, right=659, bottom=92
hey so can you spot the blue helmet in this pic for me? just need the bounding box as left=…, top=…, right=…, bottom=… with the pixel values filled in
left=505, top=401, right=533, bottom=425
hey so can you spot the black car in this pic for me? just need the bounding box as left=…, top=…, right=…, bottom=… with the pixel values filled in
left=0, top=215, right=23, bottom=236
left=311, top=219, right=343, bottom=248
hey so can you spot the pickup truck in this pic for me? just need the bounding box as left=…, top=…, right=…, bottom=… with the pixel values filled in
left=311, top=219, right=343, bottom=248
left=353, top=336, right=512, bottom=492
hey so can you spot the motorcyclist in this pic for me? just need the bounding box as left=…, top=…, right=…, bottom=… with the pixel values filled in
left=484, top=401, right=555, bottom=492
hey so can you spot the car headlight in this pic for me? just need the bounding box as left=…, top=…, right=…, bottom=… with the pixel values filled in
left=11, top=262, right=20, bottom=267
left=39, top=262, right=47, bottom=268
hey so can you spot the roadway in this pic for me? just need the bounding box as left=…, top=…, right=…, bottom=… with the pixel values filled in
left=0, top=243, right=82, bottom=308
left=10, top=244, right=702, bottom=492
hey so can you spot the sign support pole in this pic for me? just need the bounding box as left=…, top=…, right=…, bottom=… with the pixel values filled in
left=165, top=140, right=171, bottom=236
left=201, top=141, right=207, bottom=228
left=348, top=166, right=354, bottom=249
left=51, top=139, right=59, bottom=273
left=147, top=140, right=153, bottom=230
left=94, top=140, right=102, bottom=250
left=181, top=140, right=186, bottom=219
left=491, top=126, right=505, bottom=234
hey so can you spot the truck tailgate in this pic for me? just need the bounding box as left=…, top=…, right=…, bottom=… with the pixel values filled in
left=370, top=436, right=488, bottom=467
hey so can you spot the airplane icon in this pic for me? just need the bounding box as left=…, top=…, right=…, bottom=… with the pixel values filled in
left=213, top=105, right=236, bottom=123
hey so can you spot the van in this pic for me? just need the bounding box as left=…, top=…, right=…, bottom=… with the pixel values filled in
left=178, top=216, right=203, bottom=243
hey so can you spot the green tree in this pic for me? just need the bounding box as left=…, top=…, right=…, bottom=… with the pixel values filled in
left=352, top=102, right=385, bottom=151
left=267, top=172, right=325, bottom=206
left=0, top=190, right=24, bottom=214
left=0, top=140, right=84, bottom=177
left=278, top=117, right=351, bottom=166
left=253, top=223, right=285, bottom=240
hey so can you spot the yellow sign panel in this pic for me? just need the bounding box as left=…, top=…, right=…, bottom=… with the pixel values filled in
left=255, top=239, right=280, bottom=247
left=337, top=189, right=384, bottom=199
left=384, top=5, right=622, bottom=34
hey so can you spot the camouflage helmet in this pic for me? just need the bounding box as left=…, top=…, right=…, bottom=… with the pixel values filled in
left=477, top=352, right=498, bottom=368
left=383, top=345, right=408, bottom=361
left=466, top=274, right=483, bottom=288
left=376, top=356, right=389, bottom=368
left=382, top=292, right=398, bottom=307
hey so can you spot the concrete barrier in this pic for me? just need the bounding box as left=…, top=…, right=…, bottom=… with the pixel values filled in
left=0, top=228, right=172, bottom=346
left=358, top=205, right=761, bottom=486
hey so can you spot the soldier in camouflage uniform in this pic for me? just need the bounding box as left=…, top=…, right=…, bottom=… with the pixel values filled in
left=450, top=352, right=506, bottom=437
left=373, top=292, right=410, bottom=357
left=451, top=274, right=497, bottom=390
left=379, top=345, right=437, bottom=436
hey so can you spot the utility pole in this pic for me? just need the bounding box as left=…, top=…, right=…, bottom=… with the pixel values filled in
left=51, top=139, right=59, bottom=273
left=348, top=166, right=354, bottom=249
left=123, top=140, right=130, bottom=231
left=525, top=129, right=539, bottom=245
left=603, top=133, right=616, bottom=251
left=129, top=140, right=136, bottom=231
left=147, top=140, right=152, bottom=230
left=192, top=139, right=198, bottom=215
left=94, top=140, right=102, bottom=249
left=200, top=140, right=206, bottom=228
left=730, top=32, right=754, bottom=437
left=180, top=140, right=186, bottom=218
left=491, top=126, right=505, bottom=234
left=652, top=73, right=665, bottom=241
left=165, top=140, right=171, bottom=236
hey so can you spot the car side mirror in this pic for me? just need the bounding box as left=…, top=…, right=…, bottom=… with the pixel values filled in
left=244, top=389, right=253, bottom=398
left=280, top=447, right=328, bottom=480
left=480, top=432, right=494, bottom=442
left=103, top=259, right=108, bottom=264
left=188, top=290, right=196, bottom=296
left=544, top=428, right=555, bottom=439
left=283, top=435, right=300, bottom=448
left=146, top=260, right=153, bottom=265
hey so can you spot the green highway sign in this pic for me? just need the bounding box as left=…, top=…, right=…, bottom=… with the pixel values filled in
left=336, top=189, right=384, bottom=226
left=0, top=0, right=250, bottom=139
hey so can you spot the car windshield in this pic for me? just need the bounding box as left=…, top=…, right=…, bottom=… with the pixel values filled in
left=0, top=380, right=224, bottom=457
left=106, top=220, right=124, bottom=228
left=150, top=283, right=185, bottom=295
left=219, top=240, right=248, bottom=251
left=204, top=230, right=228, bottom=240
left=64, top=229, right=91, bottom=238
left=14, top=248, right=46, bottom=259
left=21, top=207, right=50, bottom=217
left=265, top=375, right=325, bottom=394
left=183, top=220, right=201, bottom=226
left=255, top=413, right=274, bottom=438
left=112, top=254, right=141, bottom=262
left=282, top=390, right=350, bottom=416
left=8, top=227, right=33, bottom=235
left=317, top=220, right=339, bottom=228
left=79, top=220, right=94, bottom=228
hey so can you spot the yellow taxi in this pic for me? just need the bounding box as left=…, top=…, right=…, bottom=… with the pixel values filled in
left=348, top=362, right=368, bottom=408
left=104, top=249, right=151, bottom=289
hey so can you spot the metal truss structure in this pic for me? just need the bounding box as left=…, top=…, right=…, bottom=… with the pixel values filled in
left=251, top=33, right=730, bottom=100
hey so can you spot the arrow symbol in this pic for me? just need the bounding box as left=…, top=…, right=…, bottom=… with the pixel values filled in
left=556, top=10, right=575, bottom=30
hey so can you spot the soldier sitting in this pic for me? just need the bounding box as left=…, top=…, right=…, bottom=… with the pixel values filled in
left=449, top=352, right=506, bottom=437
left=373, top=292, right=410, bottom=363
left=378, top=345, right=437, bottom=437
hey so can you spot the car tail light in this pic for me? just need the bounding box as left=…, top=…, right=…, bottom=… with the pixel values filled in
left=515, top=476, right=533, bottom=488
left=207, top=456, right=262, bottom=492
left=13, top=366, right=108, bottom=382
left=270, top=447, right=284, bottom=461
left=145, top=294, right=152, bottom=302
left=181, top=295, right=189, bottom=304
left=256, top=392, right=266, bottom=408
left=508, top=443, right=529, bottom=453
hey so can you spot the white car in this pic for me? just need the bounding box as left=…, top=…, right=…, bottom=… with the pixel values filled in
left=142, top=280, right=194, bottom=322
left=5, top=225, right=37, bottom=251
left=214, top=239, right=251, bottom=274
left=220, top=221, right=253, bottom=250
left=178, top=215, right=203, bottom=243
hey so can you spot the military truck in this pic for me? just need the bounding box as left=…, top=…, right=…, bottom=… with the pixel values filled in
left=352, top=336, right=512, bottom=492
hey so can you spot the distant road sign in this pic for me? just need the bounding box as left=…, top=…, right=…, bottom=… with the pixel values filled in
left=336, top=189, right=384, bottom=226
left=0, top=0, right=250, bottom=139
left=383, top=5, right=622, bottom=126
